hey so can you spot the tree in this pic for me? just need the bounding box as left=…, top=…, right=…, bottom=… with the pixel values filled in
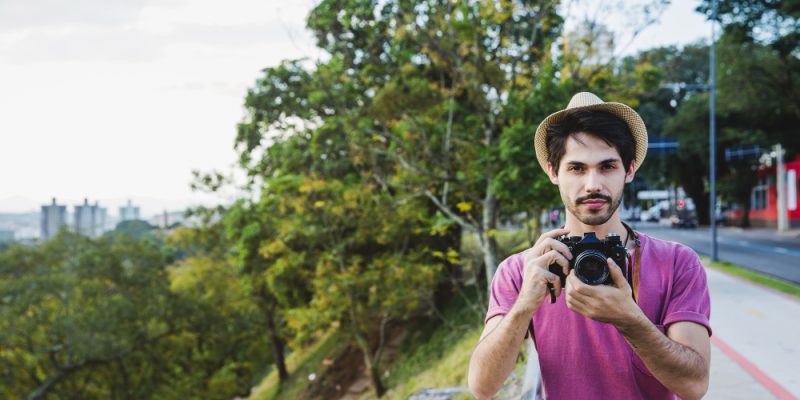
left=235, top=0, right=565, bottom=286
left=0, top=228, right=274, bottom=399
left=0, top=233, right=179, bottom=399
left=255, top=175, right=440, bottom=397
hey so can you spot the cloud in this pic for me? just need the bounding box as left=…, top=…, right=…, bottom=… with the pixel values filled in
left=0, top=0, right=150, bottom=32
left=0, top=21, right=310, bottom=64
left=0, top=0, right=314, bottom=64
left=0, top=27, right=164, bottom=63
left=162, top=80, right=247, bottom=98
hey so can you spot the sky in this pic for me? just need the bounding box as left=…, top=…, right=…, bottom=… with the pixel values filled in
left=0, top=0, right=709, bottom=216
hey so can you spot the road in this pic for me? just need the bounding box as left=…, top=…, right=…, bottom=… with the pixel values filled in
left=630, top=222, right=800, bottom=284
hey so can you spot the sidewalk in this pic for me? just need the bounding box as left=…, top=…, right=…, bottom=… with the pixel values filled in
left=704, top=264, right=799, bottom=399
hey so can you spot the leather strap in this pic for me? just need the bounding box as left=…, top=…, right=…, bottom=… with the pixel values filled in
left=622, top=222, right=642, bottom=303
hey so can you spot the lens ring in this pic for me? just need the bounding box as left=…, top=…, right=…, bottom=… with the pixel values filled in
left=574, top=249, right=609, bottom=285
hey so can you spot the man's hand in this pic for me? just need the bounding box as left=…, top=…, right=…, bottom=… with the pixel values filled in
left=468, top=227, right=573, bottom=400
left=564, top=257, right=641, bottom=326
left=517, top=228, right=573, bottom=312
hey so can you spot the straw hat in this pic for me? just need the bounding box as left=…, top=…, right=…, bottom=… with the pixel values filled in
left=534, top=92, right=648, bottom=173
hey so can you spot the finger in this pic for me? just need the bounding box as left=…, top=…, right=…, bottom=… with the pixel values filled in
left=535, top=228, right=571, bottom=246
left=607, top=257, right=628, bottom=289
left=542, top=270, right=564, bottom=299
left=565, top=271, right=591, bottom=300
left=565, top=286, right=591, bottom=313
left=538, top=249, right=569, bottom=279
left=543, top=238, right=573, bottom=260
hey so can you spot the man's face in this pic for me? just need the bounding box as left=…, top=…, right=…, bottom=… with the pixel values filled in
left=547, top=132, right=635, bottom=226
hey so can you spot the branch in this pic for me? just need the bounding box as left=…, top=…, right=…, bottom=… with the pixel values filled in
left=373, top=314, right=391, bottom=367
left=423, top=190, right=478, bottom=233
left=27, top=330, right=173, bottom=400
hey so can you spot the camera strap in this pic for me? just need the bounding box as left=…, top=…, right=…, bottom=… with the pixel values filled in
left=622, top=222, right=641, bottom=304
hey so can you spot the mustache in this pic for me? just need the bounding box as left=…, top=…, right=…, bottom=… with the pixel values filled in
left=576, top=193, right=612, bottom=204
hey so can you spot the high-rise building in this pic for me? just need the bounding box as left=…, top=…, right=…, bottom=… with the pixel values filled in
left=41, top=198, right=67, bottom=241
left=0, top=229, right=14, bottom=243
left=119, top=199, right=140, bottom=221
left=74, top=199, right=107, bottom=238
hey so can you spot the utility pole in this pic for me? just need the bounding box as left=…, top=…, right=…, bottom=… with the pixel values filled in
left=776, top=144, right=787, bottom=232
left=710, top=0, right=719, bottom=261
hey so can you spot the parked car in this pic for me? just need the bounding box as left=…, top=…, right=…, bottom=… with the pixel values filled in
left=671, top=201, right=697, bottom=228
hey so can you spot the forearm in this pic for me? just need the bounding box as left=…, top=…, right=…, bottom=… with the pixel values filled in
left=617, top=314, right=709, bottom=400
left=468, top=301, right=537, bottom=399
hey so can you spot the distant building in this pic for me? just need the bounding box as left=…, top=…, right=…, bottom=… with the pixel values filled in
left=74, top=199, right=107, bottom=238
left=119, top=200, right=140, bottom=221
left=150, top=210, right=186, bottom=229
left=41, top=198, right=68, bottom=241
left=0, top=229, right=13, bottom=242
left=727, top=154, right=800, bottom=228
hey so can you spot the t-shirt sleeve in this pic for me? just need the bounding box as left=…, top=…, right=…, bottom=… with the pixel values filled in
left=662, top=247, right=712, bottom=336
left=484, top=253, right=524, bottom=324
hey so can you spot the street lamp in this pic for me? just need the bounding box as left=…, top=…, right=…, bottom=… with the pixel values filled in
left=709, top=0, right=719, bottom=261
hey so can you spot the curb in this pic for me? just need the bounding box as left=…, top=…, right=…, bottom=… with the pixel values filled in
left=711, top=335, right=797, bottom=400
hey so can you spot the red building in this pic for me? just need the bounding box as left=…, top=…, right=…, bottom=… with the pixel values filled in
left=727, top=154, right=800, bottom=228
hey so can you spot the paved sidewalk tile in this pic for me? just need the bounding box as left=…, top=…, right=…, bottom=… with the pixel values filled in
left=708, top=340, right=776, bottom=399
left=705, top=265, right=800, bottom=399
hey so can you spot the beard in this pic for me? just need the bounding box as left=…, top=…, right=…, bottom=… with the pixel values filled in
left=563, top=189, right=624, bottom=226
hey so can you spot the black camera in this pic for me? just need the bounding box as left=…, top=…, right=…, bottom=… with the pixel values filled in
left=548, top=232, right=627, bottom=286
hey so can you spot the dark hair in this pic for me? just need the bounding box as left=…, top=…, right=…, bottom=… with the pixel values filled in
left=545, top=109, right=636, bottom=174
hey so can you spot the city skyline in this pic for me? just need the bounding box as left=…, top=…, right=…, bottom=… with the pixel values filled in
left=0, top=0, right=709, bottom=211
left=0, top=194, right=217, bottom=218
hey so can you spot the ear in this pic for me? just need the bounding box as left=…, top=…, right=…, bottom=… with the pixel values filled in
left=624, top=160, right=636, bottom=184
left=547, top=162, right=559, bottom=184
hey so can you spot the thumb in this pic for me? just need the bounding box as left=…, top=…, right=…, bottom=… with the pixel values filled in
left=607, top=257, right=627, bottom=289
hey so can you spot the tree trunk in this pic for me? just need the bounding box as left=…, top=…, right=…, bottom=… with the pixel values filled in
left=528, top=207, right=543, bottom=246
left=355, top=338, right=386, bottom=398
left=525, top=210, right=533, bottom=246
left=742, top=203, right=751, bottom=228
left=369, top=364, right=387, bottom=398
left=434, top=223, right=462, bottom=310
left=681, top=162, right=709, bottom=225
left=266, top=312, right=289, bottom=383
left=481, top=186, right=499, bottom=288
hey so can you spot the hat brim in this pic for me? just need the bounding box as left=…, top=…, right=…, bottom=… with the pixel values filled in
left=534, top=102, right=648, bottom=174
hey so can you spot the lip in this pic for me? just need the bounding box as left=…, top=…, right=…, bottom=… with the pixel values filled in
left=581, top=200, right=607, bottom=209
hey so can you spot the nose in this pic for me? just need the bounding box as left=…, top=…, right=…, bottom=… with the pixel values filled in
left=585, top=169, right=602, bottom=193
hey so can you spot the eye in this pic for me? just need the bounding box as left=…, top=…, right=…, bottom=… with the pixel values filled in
left=568, top=165, right=584, bottom=172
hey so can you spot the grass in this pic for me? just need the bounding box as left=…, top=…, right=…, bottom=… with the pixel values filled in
left=368, top=297, right=485, bottom=400
left=248, top=231, right=528, bottom=400
left=246, top=299, right=487, bottom=400
left=701, top=256, right=800, bottom=299
left=247, top=330, right=343, bottom=400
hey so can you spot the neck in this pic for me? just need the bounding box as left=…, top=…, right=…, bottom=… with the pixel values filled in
left=563, top=210, right=627, bottom=240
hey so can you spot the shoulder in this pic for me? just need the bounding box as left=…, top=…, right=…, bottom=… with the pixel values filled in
left=494, top=249, right=530, bottom=279
left=638, top=232, right=701, bottom=264
left=638, top=232, right=705, bottom=282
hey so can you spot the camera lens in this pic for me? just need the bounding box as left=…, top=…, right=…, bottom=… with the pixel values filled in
left=574, top=250, right=609, bottom=285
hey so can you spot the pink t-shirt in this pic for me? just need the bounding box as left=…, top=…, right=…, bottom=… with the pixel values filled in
left=485, top=232, right=711, bottom=400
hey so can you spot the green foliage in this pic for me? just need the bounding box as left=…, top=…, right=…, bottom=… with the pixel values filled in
left=236, top=0, right=569, bottom=284
left=0, top=231, right=272, bottom=399
left=108, top=219, right=156, bottom=242
left=256, top=174, right=442, bottom=396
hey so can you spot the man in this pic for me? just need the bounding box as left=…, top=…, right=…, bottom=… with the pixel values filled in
left=468, top=92, right=711, bottom=399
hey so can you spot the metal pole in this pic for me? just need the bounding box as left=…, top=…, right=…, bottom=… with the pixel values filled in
left=710, top=0, right=719, bottom=261
left=776, top=144, right=787, bottom=232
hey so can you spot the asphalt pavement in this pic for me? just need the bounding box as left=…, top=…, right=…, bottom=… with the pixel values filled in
left=628, top=221, right=800, bottom=284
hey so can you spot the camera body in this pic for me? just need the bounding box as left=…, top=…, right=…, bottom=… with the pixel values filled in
left=548, top=232, right=627, bottom=286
